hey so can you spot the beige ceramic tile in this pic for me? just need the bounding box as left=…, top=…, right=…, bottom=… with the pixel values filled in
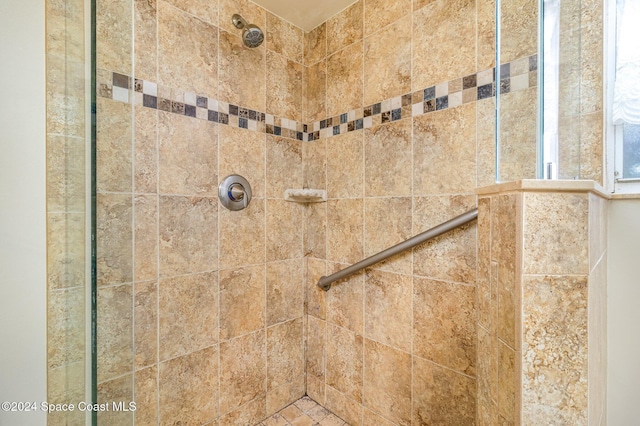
left=219, top=29, right=266, bottom=111
left=413, top=103, right=477, bottom=195
left=267, top=12, right=303, bottom=63
left=97, top=374, right=134, bottom=425
left=304, top=61, right=327, bottom=123
left=164, top=0, right=217, bottom=25
left=267, top=318, right=304, bottom=389
left=558, top=117, right=581, bottom=180
left=364, top=118, right=412, bottom=197
left=262, top=412, right=290, bottom=426
left=279, top=404, right=304, bottom=422
left=500, top=0, right=538, bottom=63
left=96, top=98, right=132, bottom=193
left=134, top=194, right=158, bottom=283
left=134, top=106, right=158, bottom=194
left=364, top=269, right=412, bottom=352
left=477, top=196, right=491, bottom=329
left=304, top=23, right=326, bottom=65
left=47, top=213, right=85, bottom=290
left=522, top=274, right=588, bottom=424
left=96, top=284, right=132, bottom=382
left=267, top=378, right=305, bottom=416
left=267, top=51, right=303, bottom=121
left=326, top=199, right=364, bottom=265
left=476, top=325, right=498, bottom=411
left=267, top=259, right=304, bottom=326
left=266, top=199, right=304, bottom=261
left=364, top=0, right=410, bottom=36
left=220, top=330, right=267, bottom=414
left=306, top=375, right=326, bottom=407
left=413, top=195, right=477, bottom=284
left=478, top=0, right=496, bottom=69
left=580, top=22, right=604, bottom=116
left=134, top=0, right=158, bottom=81
left=158, top=111, right=218, bottom=196
left=363, top=339, right=411, bottom=425
left=412, top=355, right=476, bottom=424
left=219, top=265, right=266, bottom=340
left=47, top=56, right=85, bottom=139
left=46, top=0, right=85, bottom=61
left=580, top=111, right=604, bottom=184
left=325, top=324, right=363, bottom=403
left=306, top=315, right=326, bottom=380
left=326, top=0, right=363, bottom=55
left=46, top=136, right=85, bottom=213
left=159, top=272, right=218, bottom=360
left=48, top=362, right=85, bottom=405
left=220, top=396, right=267, bottom=426
left=363, top=409, right=394, bottom=426
left=48, top=287, right=85, bottom=370
left=413, top=277, right=476, bottom=376
left=326, top=262, right=364, bottom=333
left=266, top=136, right=303, bottom=198
left=219, top=198, right=265, bottom=270
left=96, top=193, right=133, bottom=286
left=159, top=346, right=219, bottom=424
left=305, top=203, right=327, bottom=259
left=412, top=0, right=476, bottom=89
left=134, top=366, right=158, bottom=426
left=477, top=98, right=497, bottom=188
left=134, top=281, right=157, bottom=369
left=158, top=1, right=218, bottom=96
left=96, top=0, right=132, bottom=74
left=326, top=130, right=363, bottom=199
left=307, top=258, right=327, bottom=320
left=363, top=19, right=411, bottom=105
left=498, top=340, right=517, bottom=423
left=499, top=87, right=538, bottom=181
left=491, top=193, right=518, bottom=349
left=326, top=42, right=363, bottom=117
left=303, top=138, right=326, bottom=191
left=325, top=385, right=363, bottom=426
left=158, top=195, right=217, bottom=276
left=522, top=192, right=589, bottom=275
left=364, top=198, right=413, bottom=274
left=219, top=124, right=266, bottom=198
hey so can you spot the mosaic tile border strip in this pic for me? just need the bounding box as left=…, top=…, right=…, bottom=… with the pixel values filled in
left=307, top=54, right=537, bottom=141
left=97, top=54, right=537, bottom=142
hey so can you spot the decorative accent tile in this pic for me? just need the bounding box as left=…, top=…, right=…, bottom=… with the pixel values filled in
left=97, top=54, right=536, bottom=143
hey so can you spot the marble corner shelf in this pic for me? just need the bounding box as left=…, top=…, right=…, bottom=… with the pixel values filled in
left=284, top=188, right=327, bottom=203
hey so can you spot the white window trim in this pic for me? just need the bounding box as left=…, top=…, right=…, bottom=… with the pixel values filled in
left=607, top=0, right=640, bottom=195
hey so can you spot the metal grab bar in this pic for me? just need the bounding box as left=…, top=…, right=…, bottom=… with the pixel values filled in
left=317, top=208, right=478, bottom=291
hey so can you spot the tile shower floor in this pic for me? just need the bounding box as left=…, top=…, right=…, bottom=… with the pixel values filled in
left=257, top=396, right=348, bottom=426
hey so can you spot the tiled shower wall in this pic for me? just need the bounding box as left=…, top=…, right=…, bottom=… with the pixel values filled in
left=92, top=0, right=606, bottom=425
left=476, top=183, right=607, bottom=424
left=302, top=0, right=494, bottom=423
left=96, top=0, right=308, bottom=424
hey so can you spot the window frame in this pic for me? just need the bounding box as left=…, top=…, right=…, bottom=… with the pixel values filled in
left=608, top=0, right=640, bottom=195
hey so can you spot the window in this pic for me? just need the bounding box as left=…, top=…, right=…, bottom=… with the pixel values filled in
left=612, top=0, right=640, bottom=193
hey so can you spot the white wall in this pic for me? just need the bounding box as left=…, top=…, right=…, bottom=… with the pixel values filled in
left=608, top=198, right=640, bottom=425
left=0, top=0, right=48, bottom=424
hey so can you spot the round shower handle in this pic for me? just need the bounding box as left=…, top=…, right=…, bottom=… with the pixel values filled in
left=219, top=175, right=252, bottom=211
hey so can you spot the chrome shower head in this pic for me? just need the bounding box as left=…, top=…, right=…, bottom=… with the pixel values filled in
left=232, top=14, right=264, bottom=48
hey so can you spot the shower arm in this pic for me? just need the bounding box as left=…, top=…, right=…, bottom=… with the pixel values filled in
left=317, top=208, right=478, bottom=291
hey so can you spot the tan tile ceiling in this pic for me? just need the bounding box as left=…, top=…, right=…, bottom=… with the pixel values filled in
left=251, top=0, right=357, bottom=31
